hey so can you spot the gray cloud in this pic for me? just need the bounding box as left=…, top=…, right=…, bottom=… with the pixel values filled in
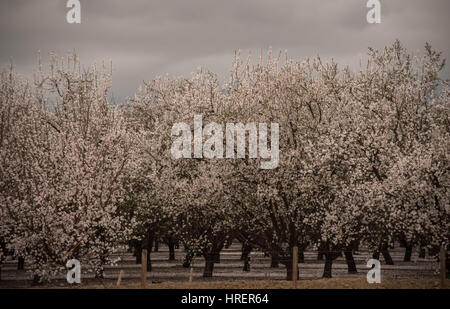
left=1, top=0, right=449, bottom=101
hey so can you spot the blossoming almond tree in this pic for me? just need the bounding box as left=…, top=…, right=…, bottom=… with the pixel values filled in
left=0, top=54, right=136, bottom=282
left=129, top=68, right=239, bottom=277
left=220, top=52, right=344, bottom=280
left=340, top=41, right=449, bottom=260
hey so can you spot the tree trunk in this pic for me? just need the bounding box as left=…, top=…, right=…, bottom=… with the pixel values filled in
left=130, top=239, right=139, bottom=256
left=146, top=250, right=152, bottom=272
left=94, top=255, right=107, bottom=278
left=353, top=240, right=360, bottom=254
left=183, top=252, right=193, bottom=268
left=18, top=257, right=24, bottom=270
left=168, top=239, right=176, bottom=261
left=243, top=256, right=251, bottom=272
left=0, top=240, right=4, bottom=279
left=242, top=244, right=252, bottom=271
left=298, top=249, right=305, bottom=263
left=127, top=240, right=133, bottom=253
left=317, top=243, right=326, bottom=260
left=213, top=251, right=220, bottom=264
left=146, top=230, right=154, bottom=272
left=419, top=247, right=426, bottom=259
left=135, top=244, right=142, bottom=264
left=323, top=253, right=333, bottom=278
left=241, top=243, right=251, bottom=260
left=224, top=236, right=233, bottom=249
left=270, top=250, right=279, bottom=268
left=203, top=255, right=215, bottom=277
left=283, top=258, right=299, bottom=281
left=153, top=239, right=158, bottom=252
left=381, top=244, right=394, bottom=265
left=215, top=241, right=225, bottom=264
left=372, top=251, right=380, bottom=260
left=446, top=251, right=450, bottom=278
left=240, top=244, right=247, bottom=261
left=224, top=241, right=231, bottom=249
left=344, top=250, right=357, bottom=273
left=404, top=245, right=413, bottom=262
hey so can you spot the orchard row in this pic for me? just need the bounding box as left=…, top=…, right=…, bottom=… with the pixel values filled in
left=0, top=41, right=448, bottom=282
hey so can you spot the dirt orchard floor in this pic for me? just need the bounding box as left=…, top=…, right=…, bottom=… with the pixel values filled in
left=26, top=278, right=449, bottom=289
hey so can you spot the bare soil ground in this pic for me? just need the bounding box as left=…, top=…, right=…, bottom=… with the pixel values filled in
left=30, top=278, right=448, bottom=289
left=2, top=243, right=446, bottom=289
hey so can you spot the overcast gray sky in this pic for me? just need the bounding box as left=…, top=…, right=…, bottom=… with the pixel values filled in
left=1, top=0, right=449, bottom=101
